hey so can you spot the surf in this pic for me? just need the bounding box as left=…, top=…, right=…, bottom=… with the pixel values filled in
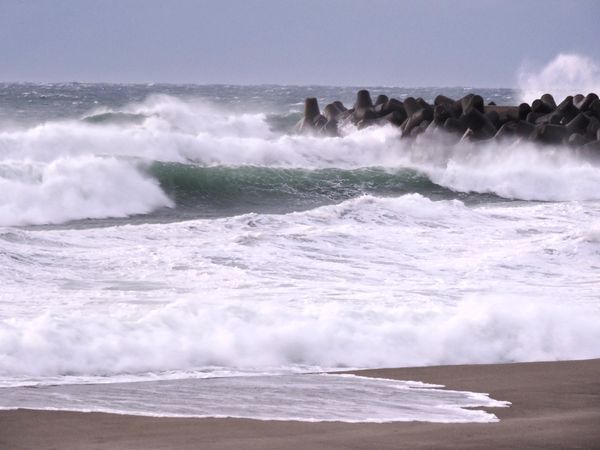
left=1, top=94, right=600, bottom=226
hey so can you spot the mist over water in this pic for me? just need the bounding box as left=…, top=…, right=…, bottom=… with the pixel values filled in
left=518, top=53, right=600, bottom=103
left=1, top=79, right=600, bottom=421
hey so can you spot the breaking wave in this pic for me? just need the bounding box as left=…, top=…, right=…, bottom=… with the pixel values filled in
left=0, top=156, right=172, bottom=226
left=1, top=193, right=599, bottom=385
left=1, top=95, right=600, bottom=226
left=1, top=296, right=599, bottom=385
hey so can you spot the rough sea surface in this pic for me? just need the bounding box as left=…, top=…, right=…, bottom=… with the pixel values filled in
left=0, top=84, right=599, bottom=422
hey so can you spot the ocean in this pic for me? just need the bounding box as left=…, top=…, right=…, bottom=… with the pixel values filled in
left=0, top=83, right=598, bottom=422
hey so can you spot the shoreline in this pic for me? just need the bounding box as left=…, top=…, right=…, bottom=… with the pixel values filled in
left=1, top=359, right=599, bottom=449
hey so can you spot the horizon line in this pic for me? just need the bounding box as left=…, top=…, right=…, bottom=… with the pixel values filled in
left=0, top=80, right=518, bottom=90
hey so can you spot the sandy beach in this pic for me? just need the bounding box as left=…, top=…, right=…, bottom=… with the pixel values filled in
left=1, top=358, right=598, bottom=449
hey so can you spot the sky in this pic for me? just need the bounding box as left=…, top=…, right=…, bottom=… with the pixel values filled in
left=0, top=0, right=599, bottom=87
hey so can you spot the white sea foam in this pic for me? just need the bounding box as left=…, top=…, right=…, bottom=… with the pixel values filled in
left=1, top=194, right=599, bottom=385
left=413, top=138, right=600, bottom=201
left=0, top=374, right=509, bottom=423
left=580, top=225, right=600, bottom=243
left=1, top=95, right=600, bottom=225
left=0, top=295, right=598, bottom=385
left=0, top=156, right=172, bottom=226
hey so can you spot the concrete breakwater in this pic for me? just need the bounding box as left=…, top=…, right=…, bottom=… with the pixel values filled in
left=297, top=90, right=600, bottom=151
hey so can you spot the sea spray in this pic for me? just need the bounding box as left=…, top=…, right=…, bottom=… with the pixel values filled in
left=0, top=374, right=509, bottom=423
left=1, top=95, right=600, bottom=225
left=518, top=53, right=600, bottom=104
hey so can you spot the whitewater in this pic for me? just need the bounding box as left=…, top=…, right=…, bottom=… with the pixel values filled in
left=0, top=82, right=599, bottom=422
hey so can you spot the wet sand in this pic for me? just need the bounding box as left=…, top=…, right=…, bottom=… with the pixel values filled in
left=1, top=359, right=599, bottom=449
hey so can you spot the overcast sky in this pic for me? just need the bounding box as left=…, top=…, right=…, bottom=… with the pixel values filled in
left=1, top=0, right=599, bottom=86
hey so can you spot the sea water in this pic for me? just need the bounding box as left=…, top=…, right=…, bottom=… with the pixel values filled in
left=0, top=83, right=599, bottom=422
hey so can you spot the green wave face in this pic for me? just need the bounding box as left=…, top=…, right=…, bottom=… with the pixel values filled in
left=82, top=112, right=148, bottom=125
left=145, top=163, right=501, bottom=219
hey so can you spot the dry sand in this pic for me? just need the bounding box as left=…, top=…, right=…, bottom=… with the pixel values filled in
left=1, top=359, right=599, bottom=449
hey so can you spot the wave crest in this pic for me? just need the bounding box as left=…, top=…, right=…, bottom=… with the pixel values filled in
left=1, top=95, right=600, bottom=225
left=0, top=156, right=172, bottom=226
left=1, top=297, right=599, bottom=384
